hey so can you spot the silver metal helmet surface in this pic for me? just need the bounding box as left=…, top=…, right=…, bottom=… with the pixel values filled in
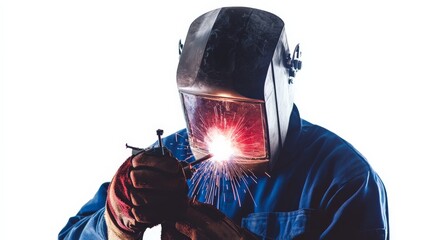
left=177, top=7, right=300, bottom=170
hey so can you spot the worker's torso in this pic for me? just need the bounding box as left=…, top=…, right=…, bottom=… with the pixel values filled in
left=162, top=121, right=375, bottom=239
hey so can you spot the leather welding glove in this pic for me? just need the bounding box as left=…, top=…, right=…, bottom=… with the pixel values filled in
left=105, top=147, right=189, bottom=240
left=160, top=199, right=259, bottom=240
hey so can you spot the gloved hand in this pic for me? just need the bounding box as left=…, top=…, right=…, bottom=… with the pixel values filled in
left=105, top=147, right=189, bottom=240
left=161, top=199, right=259, bottom=240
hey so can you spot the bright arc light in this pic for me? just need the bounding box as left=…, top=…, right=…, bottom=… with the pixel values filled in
left=207, top=130, right=236, bottom=163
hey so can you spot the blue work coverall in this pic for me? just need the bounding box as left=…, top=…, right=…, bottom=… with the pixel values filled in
left=59, top=105, right=389, bottom=239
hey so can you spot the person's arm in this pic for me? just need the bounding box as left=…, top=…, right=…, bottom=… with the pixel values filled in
left=59, top=129, right=190, bottom=240
left=58, top=182, right=110, bottom=240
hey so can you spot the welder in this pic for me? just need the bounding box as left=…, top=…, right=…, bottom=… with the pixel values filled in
left=59, top=6, right=389, bottom=240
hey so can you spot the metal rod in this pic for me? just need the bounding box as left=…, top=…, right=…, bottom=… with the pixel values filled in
left=156, top=129, right=165, bottom=155
left=183, top=153, right=214, bottom=170
left=125, top=143, right=143, bottom=151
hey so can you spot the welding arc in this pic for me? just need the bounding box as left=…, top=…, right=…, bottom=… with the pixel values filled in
left=183, top=153, right=214, bottom=170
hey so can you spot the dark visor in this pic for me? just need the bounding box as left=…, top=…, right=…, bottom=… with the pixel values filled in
left=181, top=92, right=269, bottom=160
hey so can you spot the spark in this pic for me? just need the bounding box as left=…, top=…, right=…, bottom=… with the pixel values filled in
left=178, top=94, right=272, bottom=208
left=188, top=154, right=259, bottom=208
left=186, top=121, right=260, bottom=207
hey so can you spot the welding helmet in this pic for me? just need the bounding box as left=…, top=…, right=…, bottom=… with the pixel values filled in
left=177, top=7, right=301, bottom=170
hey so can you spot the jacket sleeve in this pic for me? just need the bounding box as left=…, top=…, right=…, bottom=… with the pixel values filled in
left=58, top=182, right=110, bottom=240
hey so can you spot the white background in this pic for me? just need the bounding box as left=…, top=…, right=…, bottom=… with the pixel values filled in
left=1, top=0, right=428, bottom=239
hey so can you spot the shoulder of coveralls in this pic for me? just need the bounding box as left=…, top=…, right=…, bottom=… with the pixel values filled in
left=279, top=105, right=374, bottom=183
left=298, top=116, right=377, bottom=186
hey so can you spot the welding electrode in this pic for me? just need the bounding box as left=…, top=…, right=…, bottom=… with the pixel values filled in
left=183, top=153, right=213, bottom=171
left=156, top=129, right=165, bottom=155
left=182, top=153, right=214, bottom=179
